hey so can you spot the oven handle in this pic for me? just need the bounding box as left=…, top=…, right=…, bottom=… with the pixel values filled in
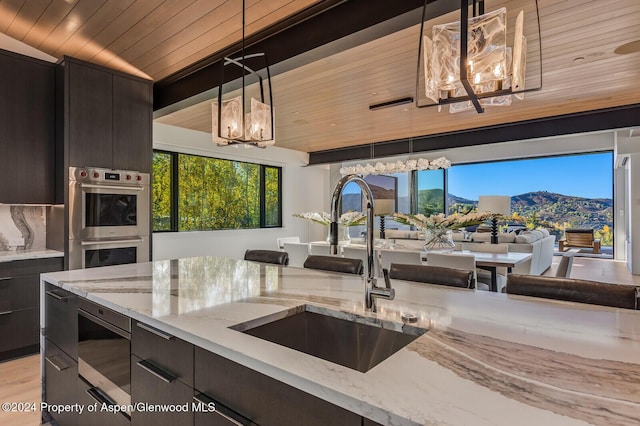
left=78, top=308, right=131, bottom=340
left=80, top=183, right=145, bottom=191
left=80, top=238, right=143, bottom=246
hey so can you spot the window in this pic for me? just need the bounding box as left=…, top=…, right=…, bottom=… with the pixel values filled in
left=152, top=150, right=282, bottom=232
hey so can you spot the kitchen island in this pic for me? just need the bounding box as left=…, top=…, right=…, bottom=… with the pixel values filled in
left=41, top=256, right=640, bottom=425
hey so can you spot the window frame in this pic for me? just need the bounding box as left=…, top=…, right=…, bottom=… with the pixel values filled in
left=152, top=149, right=282, bottom=232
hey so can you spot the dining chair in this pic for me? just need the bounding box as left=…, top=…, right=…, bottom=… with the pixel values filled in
left=303, top=255, right=363, bottom=275
left=276, top=236, right=300, bottom=250
left=462, top=242, right=508, bottom=291
left=244, top=249, right=289, bottom=266
left=423, top=252, right=489, bottom=291
left=342, top=246, right=375, bottom=278
left=388, top=263, right=474, bottom=289
left=506, top=274, right=640, bottom=310
left=283, top=242, right=310, bottom=268
left=309, top=243, right=333, bottom=256
left=379, top=249, right=422, bottom=271
left=555, top=253, right=575, bottom=278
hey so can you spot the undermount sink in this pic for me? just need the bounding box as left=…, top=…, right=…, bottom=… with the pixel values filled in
left=230, top=305, right=427, bottom=373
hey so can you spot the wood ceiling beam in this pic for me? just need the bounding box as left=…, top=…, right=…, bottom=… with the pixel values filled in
left=308, top=103, right=640, bottom=164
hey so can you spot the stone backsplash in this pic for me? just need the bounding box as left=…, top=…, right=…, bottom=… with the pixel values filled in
left=0, top=205, right=46, bottom=251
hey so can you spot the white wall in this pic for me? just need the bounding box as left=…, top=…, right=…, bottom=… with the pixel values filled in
left=152, top=123, right=329, bottom=260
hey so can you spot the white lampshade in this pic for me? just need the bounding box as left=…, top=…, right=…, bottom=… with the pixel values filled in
left=477, top=195, right=511, bottom=215
left=375, top=199, right=395, bottom=215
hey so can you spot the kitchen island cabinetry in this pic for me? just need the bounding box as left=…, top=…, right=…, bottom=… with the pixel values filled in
left=194, top=348, right=362, bottom=426
left=41, top=258, right=640, bottom=426
left=131, top=321, right=194, bottom=425
left=0, top=49, right=55, bottom=204
left=0, top=257, right=63, bottom=360
left=42, top=284, right=78, bottom=426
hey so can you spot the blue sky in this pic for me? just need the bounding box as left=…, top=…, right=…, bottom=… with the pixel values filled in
left=445, top=152, right=613, bottom=200
left=344, top=152, right=613, bottom=200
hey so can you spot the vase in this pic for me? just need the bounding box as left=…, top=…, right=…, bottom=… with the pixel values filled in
left=326, top=224, right=351, bottom=246
left=424, top=228, right=455, bottom=252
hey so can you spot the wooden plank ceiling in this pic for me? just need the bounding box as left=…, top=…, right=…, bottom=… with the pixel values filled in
left=0, top=0, right=321, bottom=80
left=2, top=0, right=639, bottom=153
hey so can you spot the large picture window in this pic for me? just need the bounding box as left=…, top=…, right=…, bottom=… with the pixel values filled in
left=152, top=150, right=282, bottom=232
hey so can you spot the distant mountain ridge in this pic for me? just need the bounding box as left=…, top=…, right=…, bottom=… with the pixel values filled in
left=446, top=190, right=612, bottom=229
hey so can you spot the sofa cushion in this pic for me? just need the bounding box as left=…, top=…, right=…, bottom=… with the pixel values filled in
left=538, top=228, right=550, bottom=237
left=472, top=232, right=516, bottom=243
left=385, top=229, right=412, bottom=239
left=515, top=231, right=542, bottom=244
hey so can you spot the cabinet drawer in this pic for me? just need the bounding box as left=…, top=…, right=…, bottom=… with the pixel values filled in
left=0, top=257, right=63, bottom=278
left=194, top=392, right=257, bottom=426
left=131, top=354, right=193, bottom=426
left=78, top=377, right=130, bottom=426
left=44, top=339, right=78, bottom=426
left=131, top=321, right=193, bottom=387
left=195, top=348, right=361, bottom=426
left=44, top=283, right=78, bottom=360
left=0, top=274, right=39, bottom=312
left=0, top=308, right=39, bottom=357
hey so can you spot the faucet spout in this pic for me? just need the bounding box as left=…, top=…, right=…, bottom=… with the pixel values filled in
left=330, top=174, right=395, bottom=311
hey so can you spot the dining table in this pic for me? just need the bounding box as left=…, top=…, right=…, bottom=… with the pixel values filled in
left=310, top=242, right=533, bottom=292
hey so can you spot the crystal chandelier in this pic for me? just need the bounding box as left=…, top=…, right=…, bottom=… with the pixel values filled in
left=418, top=0, right=540, bottom=113
left=212, top=0, right=274, bottom=148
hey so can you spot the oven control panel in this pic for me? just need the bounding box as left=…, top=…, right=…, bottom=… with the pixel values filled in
left=69, top=167, right=149, bottom=185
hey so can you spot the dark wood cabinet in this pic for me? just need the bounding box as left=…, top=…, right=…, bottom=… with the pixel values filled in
left=194, top=347, right=362, bottom=426
left=131, top=354, right=194, bottom=425
left=44, top=339, right=78, bottom=426
left=130, top=321, right=194, bottom=425
left=112, top=75, right=152, bottom=173
left=0, top=257, right=63, bottom=360
left=0, top=49, right=55, bottom=204
left=59, top=57, right=152, bottom=173
left=66, top=60, right=113, bottom=169
left=44, top=282, right=78, bottom=360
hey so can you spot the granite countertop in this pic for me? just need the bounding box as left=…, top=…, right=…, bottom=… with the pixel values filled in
left=41, top=256, right=640, bottom=426
left=0, top=248, right=64, bottom=263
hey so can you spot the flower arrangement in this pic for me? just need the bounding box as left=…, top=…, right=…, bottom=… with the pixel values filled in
left=339, top=156, right=451, bottom=177
left=293, top=211, right=367, bottom=227
left=392, top=211, right=498, bottom=231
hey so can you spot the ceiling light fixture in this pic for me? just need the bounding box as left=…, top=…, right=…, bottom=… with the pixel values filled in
left=212, top=0, right=274, bottom=148
left=416, top=0, right=541, bottom=114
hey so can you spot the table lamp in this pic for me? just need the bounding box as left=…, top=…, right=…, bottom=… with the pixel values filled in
left=477, top=195, right=511, bottom=244
left=374, top=199, right=395, bottom=240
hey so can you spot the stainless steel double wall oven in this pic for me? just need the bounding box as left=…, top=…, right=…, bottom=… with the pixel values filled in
left=68, top=167, right=150, bottom=269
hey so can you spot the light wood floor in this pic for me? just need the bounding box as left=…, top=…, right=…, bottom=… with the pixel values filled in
left=0, top=354, right=41, bottom=426
left=1, top=256, right=638, bottom=426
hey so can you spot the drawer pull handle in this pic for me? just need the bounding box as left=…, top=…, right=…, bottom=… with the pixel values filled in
left=136, top=359, right=176, bottom=383
left=0, top=276, right=12, bottom=281
left=193, top=394, right=248, bottom=426
left=45, top=355, right=69, bottom=372
left=0, top=310, right=12, bottom=316
left=136, top=322, right=174, bottom=340
left=45, top=290, right=71, bottom=301
left=85, top=387, right=116, bottom=406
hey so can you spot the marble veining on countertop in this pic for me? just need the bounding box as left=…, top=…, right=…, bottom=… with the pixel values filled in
left=41, top=256, right=640, bottom=426
left=0, top=248, right=64, bottom=262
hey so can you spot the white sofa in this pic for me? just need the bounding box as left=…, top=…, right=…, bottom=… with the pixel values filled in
left=379, top=228, right=555, bottom=276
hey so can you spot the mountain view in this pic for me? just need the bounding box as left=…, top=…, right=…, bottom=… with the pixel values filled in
left=445, top=190, right=613, bottom=230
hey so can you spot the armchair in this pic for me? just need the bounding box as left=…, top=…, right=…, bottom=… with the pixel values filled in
left=559, top=229, right=600, bottom=254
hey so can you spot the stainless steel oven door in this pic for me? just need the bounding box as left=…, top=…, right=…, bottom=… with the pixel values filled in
left=69, top=236, right=150, bottom=270
left=78, top=299, right=131, bottom=414
left=69, top=169, right=150, bottom=240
